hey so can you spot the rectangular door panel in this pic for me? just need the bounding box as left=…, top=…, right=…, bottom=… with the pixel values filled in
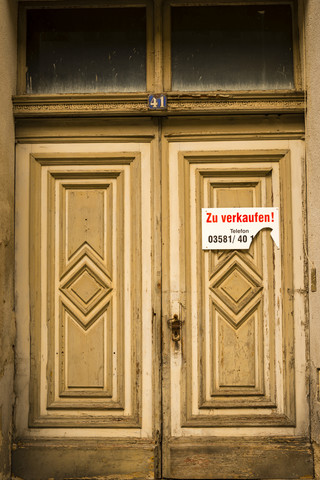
left=30, top=154, right=139, bottom=424
left=186, top=161, right=284, bottom=424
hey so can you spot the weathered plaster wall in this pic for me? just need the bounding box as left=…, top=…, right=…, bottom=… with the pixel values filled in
left=306, top=0, right=320, bottom=477
left=0, top=0, right=17, bottom=478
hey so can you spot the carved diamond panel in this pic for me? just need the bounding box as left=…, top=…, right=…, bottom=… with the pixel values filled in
left=71, top=270, right=102, bottom=304
left=60, top=260, right=112, bottom=324
left=221, top=270, right=251, bottom=302
left=210, top=260, right=262, bottom=319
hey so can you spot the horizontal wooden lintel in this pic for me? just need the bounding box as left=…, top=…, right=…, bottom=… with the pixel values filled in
left=12, top=92, right=305, bottom=117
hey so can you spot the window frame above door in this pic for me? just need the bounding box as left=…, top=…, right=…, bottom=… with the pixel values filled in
left=17, top=0, right=156, bottom=95
left=14, top=0, right=305, bottom=117
left=163, top=0, right=302, bottom=93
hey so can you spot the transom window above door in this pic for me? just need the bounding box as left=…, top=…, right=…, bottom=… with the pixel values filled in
left=18, top=1, right=300, bottom=95
left=169, top=4, right=295, bottom=91
left=25, top=7, right=148, bottom=93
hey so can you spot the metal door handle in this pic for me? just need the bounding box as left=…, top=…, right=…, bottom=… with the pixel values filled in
left=168, top=314, right=183, bottom=342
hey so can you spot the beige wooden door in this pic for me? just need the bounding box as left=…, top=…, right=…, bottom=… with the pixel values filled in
left=161, top=128, right=313, bottom=478
left=14, top=132, right=161, bottom=479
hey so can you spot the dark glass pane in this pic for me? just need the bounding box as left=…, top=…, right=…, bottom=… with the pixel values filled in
left=26, top=8, right=146, bottom=93
left=171, top=5, right=294, bottom=91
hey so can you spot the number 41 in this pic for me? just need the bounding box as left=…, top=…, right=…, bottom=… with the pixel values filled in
left=149, top=95, right=166, bottom=109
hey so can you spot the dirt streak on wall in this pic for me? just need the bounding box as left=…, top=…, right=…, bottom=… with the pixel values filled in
left=0, top=0, right=17, bottom=479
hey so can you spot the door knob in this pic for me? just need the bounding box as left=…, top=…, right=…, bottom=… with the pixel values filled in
left=168, top=314, right=183, bottom=342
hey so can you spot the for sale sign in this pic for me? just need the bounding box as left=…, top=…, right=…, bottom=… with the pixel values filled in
left=202, top=208, right=279, bottom=250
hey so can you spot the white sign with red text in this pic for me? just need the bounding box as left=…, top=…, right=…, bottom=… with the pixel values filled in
left=202, top=207, right=279, bottom=250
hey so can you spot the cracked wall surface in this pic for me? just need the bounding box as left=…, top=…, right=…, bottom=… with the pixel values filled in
left=0, top=0, right=17, bottom=479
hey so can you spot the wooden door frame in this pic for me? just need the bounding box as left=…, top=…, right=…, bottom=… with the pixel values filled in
left=13, top=113, right=310, bottom=480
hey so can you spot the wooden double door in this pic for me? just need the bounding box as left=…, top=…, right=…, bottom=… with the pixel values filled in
left=13, top=118, right=313, bottom=479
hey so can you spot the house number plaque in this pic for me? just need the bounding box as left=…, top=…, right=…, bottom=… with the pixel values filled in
left=148, top=94, right=167, bottom=110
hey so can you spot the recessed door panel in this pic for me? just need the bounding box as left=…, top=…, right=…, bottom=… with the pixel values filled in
left=28, top=152, right=142, bottom=425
